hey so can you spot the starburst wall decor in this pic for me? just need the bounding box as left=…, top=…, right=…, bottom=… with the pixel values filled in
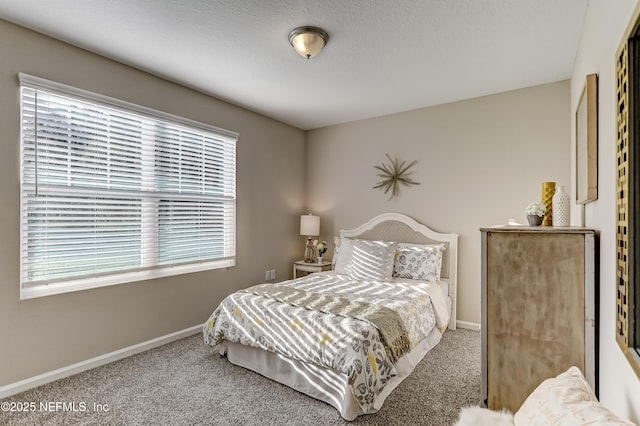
left=373, top=153, right=420, bottom=200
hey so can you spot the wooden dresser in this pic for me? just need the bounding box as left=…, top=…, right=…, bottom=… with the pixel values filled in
left=480, top=226, right=597, bottom=412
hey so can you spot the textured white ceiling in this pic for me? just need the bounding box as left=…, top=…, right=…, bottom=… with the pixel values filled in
left=0, top=0, right=588, bottom=130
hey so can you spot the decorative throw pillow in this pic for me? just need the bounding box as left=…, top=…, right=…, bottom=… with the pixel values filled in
left=345, top=239, right=398, bottom=281
left=393, top=243, right=445, bottom=282
left=333, top=237, right=354, bottom=273
left=514, top=366, right=635, bottom=426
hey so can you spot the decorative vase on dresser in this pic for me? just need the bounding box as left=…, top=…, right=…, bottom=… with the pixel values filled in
left=552, top=185, right=570, bottom=226
left=526, top=215, right=543, bottom=226
left=480, top=226, right=597, bottom=413
left=541, top=181, right=556, bottom=226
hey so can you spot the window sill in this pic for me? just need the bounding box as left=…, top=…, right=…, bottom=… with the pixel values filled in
left=20, top=258, right=235, bottom=300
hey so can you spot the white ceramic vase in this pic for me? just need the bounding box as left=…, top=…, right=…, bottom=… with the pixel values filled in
left=552, top=185, right=570, bottom=226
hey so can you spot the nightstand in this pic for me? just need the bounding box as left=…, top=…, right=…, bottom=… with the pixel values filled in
left=292, top=260, right=332, bottom=279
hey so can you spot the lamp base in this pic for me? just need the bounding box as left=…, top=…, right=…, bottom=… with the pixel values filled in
left=304, top=237, right=317, bottom=263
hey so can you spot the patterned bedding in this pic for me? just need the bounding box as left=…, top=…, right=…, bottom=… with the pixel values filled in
left=203, top=271, right=449, bottom=412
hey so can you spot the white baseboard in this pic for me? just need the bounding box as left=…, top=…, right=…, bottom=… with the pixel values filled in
left=456, top=320, right=481, bottom=331
left=0, top=324, right=202, bottom=399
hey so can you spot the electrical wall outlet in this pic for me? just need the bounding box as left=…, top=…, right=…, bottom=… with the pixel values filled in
left=265, top=270, right=270, bottom=281
left=270, top=269, right=276, bottom=280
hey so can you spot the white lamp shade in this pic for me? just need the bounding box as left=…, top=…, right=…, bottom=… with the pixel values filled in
left=300, top=214, right=320, bottom=236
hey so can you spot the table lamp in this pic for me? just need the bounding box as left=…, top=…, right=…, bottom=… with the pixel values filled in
left=300, top=214, right=320, bottom=263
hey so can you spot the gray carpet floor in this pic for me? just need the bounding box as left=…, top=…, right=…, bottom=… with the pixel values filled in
left=0, top=328, right=480, bottom=426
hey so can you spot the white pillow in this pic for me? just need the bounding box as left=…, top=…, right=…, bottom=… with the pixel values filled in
left=393, top=243, right=445, bottom=282
left=514, top=366, right=635, bottom=426
left=345, top=239, right=397, bottom=281
left=333, top=237, right=354, bottom=273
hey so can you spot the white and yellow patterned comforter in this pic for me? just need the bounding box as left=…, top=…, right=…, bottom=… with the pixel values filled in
left=203, top=271, right=449, bottom=412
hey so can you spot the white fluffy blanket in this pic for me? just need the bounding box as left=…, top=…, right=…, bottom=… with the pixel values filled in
left=454, top=406, right=515, bottom=426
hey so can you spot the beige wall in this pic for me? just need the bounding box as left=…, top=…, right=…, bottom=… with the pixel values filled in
left=306, top=80, right=571, bottom=326
left=571, top=0, right=640, bottom=422
left=0, top=19, right=305, bottom=386
left=7, top=4, right=637, bottom=420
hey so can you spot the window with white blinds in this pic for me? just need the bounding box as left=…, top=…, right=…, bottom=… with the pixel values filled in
left=19, top=73, right=237, bottom=299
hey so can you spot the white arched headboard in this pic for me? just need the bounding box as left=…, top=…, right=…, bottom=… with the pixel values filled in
left=339, top=212, right=459, bottom=330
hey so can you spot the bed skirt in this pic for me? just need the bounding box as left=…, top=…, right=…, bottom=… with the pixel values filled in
left=223, top=326, right=443, bottom=420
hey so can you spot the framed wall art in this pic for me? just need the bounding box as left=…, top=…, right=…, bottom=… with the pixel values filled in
left=576, top=73, right=598, bottom=204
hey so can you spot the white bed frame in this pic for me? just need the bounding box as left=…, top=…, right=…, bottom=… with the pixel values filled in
left=340, top=212, right=458, bottom=329
left=224, top=213, right=459, bottom=419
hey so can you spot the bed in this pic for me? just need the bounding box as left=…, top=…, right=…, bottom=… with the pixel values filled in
left=203, top=212, right=458, bottom=420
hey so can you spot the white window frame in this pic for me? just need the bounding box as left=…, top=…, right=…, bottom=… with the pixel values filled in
left=19, top=73, right=238, bottom=300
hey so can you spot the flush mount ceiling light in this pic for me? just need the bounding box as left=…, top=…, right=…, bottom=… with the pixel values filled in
left=288, top=26, right=329, bottom=59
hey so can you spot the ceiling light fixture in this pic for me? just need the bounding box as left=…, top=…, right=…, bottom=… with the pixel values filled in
left=288, top=26, right=329, bottom=59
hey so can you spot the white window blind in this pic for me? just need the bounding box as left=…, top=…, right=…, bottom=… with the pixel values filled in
left=19, top=73, right=237, bottom=298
